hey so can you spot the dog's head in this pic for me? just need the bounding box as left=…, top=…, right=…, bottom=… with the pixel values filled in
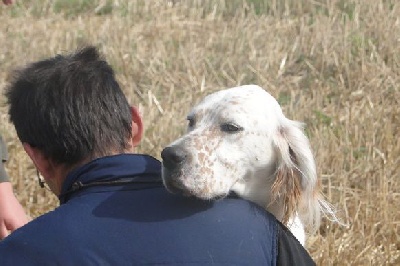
left=161, top=85, right=334, bottom=231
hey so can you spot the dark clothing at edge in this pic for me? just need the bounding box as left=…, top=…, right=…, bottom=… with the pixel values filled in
left=0, top=154, right=315, bottom=265
left=0, top=135, right=9, bottom=183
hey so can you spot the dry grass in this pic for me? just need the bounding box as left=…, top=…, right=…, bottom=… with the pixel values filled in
left=0, top=0, right=399, bottom=264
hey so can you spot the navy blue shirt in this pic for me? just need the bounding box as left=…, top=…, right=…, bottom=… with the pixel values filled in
left=0, top=154, right=314, bottom=265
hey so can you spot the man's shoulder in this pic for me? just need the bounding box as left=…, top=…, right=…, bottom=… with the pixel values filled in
left=206, top=197, right=316, bottom=265
left=0, top=202, right=85, bottom=246
left=1, top=207, right=68, bottom=241
left=0, top=213, right=64, bottom=265
left=124, top=187, right=279, bottom=227
left=202, top=196, right=279, bottom=227
left=276, top=221, right=316, bottom=266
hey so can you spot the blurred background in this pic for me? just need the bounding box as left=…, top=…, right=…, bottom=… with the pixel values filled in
left=0, top=0, right=399, bottom=264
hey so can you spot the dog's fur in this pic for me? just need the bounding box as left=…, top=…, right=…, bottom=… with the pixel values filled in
left=161, top=85, right=337, bottom=245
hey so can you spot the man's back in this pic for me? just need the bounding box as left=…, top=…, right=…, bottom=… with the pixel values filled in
left=1, top=186, right=278, bottom=265
left=0, top=154, right=280, bottom=265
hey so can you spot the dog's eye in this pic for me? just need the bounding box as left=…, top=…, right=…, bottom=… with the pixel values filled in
left=220, top=123, right=243, bottom=133
left=187, top=116, right=195, bottom=128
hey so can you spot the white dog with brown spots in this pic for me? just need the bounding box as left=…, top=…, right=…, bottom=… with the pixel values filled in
left=161, top=85, right=337, bottom=245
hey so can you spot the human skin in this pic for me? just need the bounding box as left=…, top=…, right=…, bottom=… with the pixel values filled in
left=0, top=182, right=30, bottom=239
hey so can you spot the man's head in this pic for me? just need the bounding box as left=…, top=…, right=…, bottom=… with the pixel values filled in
left=5, top=46, right=143, bottom=194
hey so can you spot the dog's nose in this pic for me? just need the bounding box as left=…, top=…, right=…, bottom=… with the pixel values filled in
left=161, top=146, right=187, bottom=169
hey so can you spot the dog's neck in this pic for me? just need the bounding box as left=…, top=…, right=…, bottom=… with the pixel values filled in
left=231, top=170, right=285, bottom=221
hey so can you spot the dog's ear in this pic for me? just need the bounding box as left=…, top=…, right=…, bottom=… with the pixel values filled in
left=271, top=118, right=332, bottom=232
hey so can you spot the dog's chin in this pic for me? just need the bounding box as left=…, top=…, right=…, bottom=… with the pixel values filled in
left=185, top=187, right=230, bottom=201
left=162, top=174, right=193, bottom=197
left=164, top=181, right=192, bottom=197
left=162, top=168, right=230, bottom=200
left=163, top=178, right=229, bottom=200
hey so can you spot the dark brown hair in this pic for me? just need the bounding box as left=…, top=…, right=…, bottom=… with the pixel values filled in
left=6, top=46, right=132, bottom=166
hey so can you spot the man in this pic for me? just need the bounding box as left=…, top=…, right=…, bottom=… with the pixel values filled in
left=0, top=46, right=315, bottom=265
left=0, top=134, right=29, bottom=239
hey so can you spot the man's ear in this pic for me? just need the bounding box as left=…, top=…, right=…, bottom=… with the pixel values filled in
left=22, top=143, right=52, bottom=179
left=130, top=106, right=143, bottom=147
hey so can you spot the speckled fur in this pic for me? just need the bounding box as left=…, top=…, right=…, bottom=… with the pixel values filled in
left=162, top=85, right=336, bottom=245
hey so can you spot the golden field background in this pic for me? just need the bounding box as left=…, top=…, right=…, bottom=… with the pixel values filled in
left=0, top=0, right=399, bottom=265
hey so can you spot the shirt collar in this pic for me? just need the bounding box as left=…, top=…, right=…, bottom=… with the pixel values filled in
left=59, top=154, right=162, bottom=204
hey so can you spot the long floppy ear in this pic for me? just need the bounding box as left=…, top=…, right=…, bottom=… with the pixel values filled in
left=271, top=117, right=333, bottom=232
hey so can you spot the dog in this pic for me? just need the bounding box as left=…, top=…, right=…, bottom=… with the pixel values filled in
left=161, top=85, right=337, bottom=245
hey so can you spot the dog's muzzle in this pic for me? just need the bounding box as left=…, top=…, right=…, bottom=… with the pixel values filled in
left=161, top=146, right=190, bottom=194
left=161, top=146, right=188, bottom=170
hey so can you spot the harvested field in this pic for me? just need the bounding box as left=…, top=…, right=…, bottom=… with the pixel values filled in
left=0, top=0, right=399, bottom=265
